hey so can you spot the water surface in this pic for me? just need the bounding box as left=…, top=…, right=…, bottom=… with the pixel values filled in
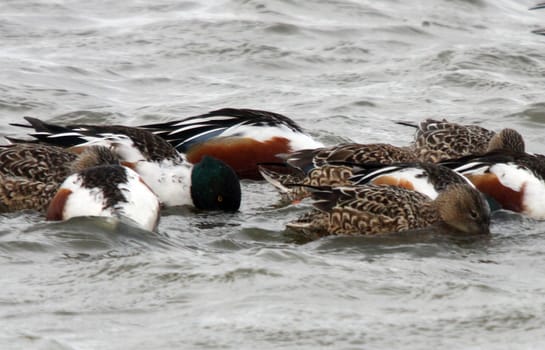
left=2, top=1, right=545, bottom=349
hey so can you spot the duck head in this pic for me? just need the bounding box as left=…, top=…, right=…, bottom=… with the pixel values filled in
left=486, top=128, right=525, bottom=153
left=435, top=184, right=491, bottom=235
left=190, top=156, right=241, bottom=211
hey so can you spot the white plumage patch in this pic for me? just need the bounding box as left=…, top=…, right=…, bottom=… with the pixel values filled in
left=59, top=167, right=160, bottom=231
left=488, top=163, right=545, bottom=219
left=69, top=134, right=146, bottom=163
left=488, top=163, right=528, bottom=192
left=170, top=116, right=236, bottom=127
left=116, top=168, right=161, bottom=231
left=370, top=167, right=440, bottom=199
left=457, top=162, right=527, bottom=192
left=226, top=124, right=324, bottom=150
left=61, top=178, right=110, bottom=218
left=64, top=134, right=193, bottom=206
left=175, top=127, right=228, bottom=145
left=458, top=162, right=545, bottom=219
left=171, top=121, right=323, bottom=150
left=134, top=160, right=193, bottom=207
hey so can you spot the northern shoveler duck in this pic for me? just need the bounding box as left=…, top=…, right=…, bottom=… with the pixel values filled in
left=11, top=117, right=242, bottom=211
left=349, top=161, right=473, bottom=199
left=399, top=119, right=525, bottom=162
left=0, top=174, right=59, bottom=213
left=139, top=108, right=324, bottom=179
left=0, top=144, right=120, bottom=213
left=258, top=143, right=418, bottom=201
left=287, top=184, right=490, bottom=239
left=261, top=160, right=470, bottom=203
left=0, top=143, right=119, bottom=184
left=47, top=164, right=160, bottom=231
left=280, top=142, right=418, bottom=171
left=448, top=150, right=545, bottom=219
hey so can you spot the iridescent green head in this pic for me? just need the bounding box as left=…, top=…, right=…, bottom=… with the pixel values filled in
left=190, top=156, right=241, bottom=211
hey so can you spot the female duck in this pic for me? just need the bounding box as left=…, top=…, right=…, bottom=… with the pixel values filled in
left=287, top=184, right=490, bottom=239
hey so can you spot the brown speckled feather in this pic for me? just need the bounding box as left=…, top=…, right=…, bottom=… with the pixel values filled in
left=287, top=184, right=490, bottom=238
left=0, top=144, right=77, bottom=183
left=0, top=144, right=119, bottom=184
left=322, top=143, right=418, bottom=164
left=261, top=143, right=418, bottom=201
left=413, top=119, right=495, bottom=162
left=260, top=164, right=354, bottom=202
left=485, top=128, right=525, bottom=153
left=290, top=185, right=437, bottom=237
left=304, top=165, right=354, bottom=188
left=283, top=143, right=417, bottom=171
left=0, top=175, right=59, bottom=212
left=0, top=144, right=120, bottom=213
left=411, top=119, right=524, bottom=162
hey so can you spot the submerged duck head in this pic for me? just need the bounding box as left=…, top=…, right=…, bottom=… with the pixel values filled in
left=435, top=184, right=491, bottom=235
left=190, top=156, right=241, bottom=211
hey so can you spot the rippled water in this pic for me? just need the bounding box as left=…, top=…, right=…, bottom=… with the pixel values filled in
left=2, top=1, right=545, bottom=349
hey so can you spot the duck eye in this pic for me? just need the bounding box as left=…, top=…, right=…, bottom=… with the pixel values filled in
left=469, top=210, right=478, bottom=219
left=217, top=195, right=223, bottom=203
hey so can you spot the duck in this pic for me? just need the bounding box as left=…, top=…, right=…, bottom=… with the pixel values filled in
left=10, top=117, right=241, bottom=211
left=280, top=142, right=418, bottom=171
left=447, top=150, right=545, bottom=219
left=286, top=183, right=491, bottom=239
left=139, top=108, right=324, bottom=179
left=47, top=164, right=160, bottom=231
left=0, top=143, right=119, bottom=184
left=399, top=118, right=525, bottom=162
left=258, top=142, right=418, bottom=202
left=0, top=144, right=120, bottom=213
left=349, top=161, right=473, bottom=199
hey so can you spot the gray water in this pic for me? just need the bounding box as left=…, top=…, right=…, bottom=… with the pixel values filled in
left=1, top=1, right=545, bottom=349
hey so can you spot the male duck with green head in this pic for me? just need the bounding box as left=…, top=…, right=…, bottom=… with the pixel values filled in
left=12, top=117, right=242, bottom=212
